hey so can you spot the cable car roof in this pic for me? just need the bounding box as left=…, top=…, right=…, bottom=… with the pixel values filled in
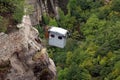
left=49, top=27, right=68, bottom=36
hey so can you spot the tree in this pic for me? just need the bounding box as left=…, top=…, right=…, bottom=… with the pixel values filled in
left=39, top=0, right=120, bottom=80
left=0, top=0, right=24, bottom=23
left=111, top=0, right=120, bottom=12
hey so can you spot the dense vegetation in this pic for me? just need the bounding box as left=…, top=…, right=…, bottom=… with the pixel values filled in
left=0, top=0, right=24, bottom=32
left=1, top=0, right=120, bottom=80
left=39, top=0, right=120, bottom=80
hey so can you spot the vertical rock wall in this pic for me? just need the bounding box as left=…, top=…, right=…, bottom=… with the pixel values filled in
left=25, top=0, right=59, bottom=26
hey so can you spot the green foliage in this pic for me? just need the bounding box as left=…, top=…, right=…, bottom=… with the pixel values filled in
left=0, top=16, right=8, bottom=32
left=37, top=0, right=120, bottom=80
left=111, top=0, right=120, bottom=12
left=48, top=18, right=58, bottom=26
left=116, top=76, right=120, bottom=80
left=97, top=5, right=111, bottom=19
left=0, top=0, right=14, bottom=14
left=35, top=25, right=44, bottom=38
left=24, top=4, right=34, bottom=15
left=12, top=0, right=24, bottom=23
left=42, top=13, right=50, bottom=25
left=0, top=0, right=24, bottom=24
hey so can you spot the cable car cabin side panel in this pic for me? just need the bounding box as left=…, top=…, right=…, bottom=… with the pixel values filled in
left=48, top=32, right=66, bottom=48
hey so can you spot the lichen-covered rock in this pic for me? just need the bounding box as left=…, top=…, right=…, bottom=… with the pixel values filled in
left=0, top=15, right=56, bottom=80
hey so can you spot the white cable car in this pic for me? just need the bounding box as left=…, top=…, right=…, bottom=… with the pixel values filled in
left=48, top=27, right=68, bottom=48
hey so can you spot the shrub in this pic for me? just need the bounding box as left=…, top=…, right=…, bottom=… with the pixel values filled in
left=0, top=16, right=8, bottom=32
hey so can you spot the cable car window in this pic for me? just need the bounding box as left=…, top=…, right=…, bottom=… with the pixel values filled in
left=51, top=34, right=55, bottom=38
left=58, top=36, right=62, bottom=40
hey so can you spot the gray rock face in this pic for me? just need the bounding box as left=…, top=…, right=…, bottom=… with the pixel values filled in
left=25, top=0, right=59, bottom=26
left=0, top=15, right=56, bottom=80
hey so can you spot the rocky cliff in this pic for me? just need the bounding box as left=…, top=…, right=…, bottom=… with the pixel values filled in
left=26, top=0, right=59, bottom=26
left=0, top=15, right=56, bottom=80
